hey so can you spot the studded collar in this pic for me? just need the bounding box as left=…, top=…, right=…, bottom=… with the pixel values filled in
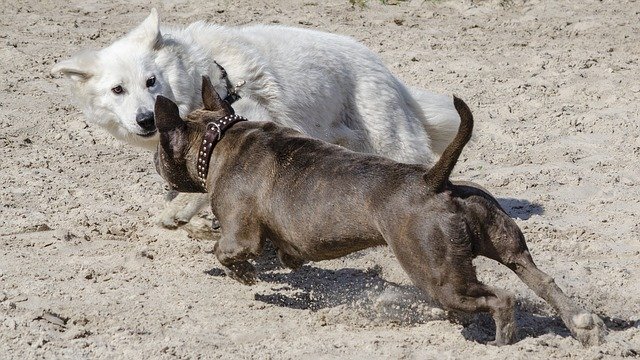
left=196, top=114, right=248, bottom=190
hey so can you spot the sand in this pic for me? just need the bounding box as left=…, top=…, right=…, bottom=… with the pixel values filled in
left=1, top=0, right=639, bottom=358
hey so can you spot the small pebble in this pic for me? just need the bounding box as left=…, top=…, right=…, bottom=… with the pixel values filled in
left=40, top=311, right=67, bottom=327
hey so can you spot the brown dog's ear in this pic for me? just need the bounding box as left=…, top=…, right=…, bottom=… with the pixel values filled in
left=201, top=75, right=234, bottom=115
left=155, top=95, right=183, bottom=132
left=155, top=95, right=188, bottom=158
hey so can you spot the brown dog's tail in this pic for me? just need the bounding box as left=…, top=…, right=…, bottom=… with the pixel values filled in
left=424, top=96, right=474, bottom=193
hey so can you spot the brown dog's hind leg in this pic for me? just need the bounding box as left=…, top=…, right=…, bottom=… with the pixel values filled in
left=435, top=282, right=517, bottom=346
left=511, top=254, right=606, bottom=346
left=474, top=209, right=606, bottom=346
left=390, top=238, right=517, bottom=345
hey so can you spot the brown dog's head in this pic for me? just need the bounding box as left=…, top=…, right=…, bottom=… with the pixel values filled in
left=154, top=76, right=235, bottom=192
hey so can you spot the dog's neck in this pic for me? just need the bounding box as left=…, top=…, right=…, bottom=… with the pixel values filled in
left=196, top=114, right=248, bottom=190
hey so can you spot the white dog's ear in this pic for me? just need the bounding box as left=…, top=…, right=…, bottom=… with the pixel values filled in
left=51, top=51, right=97, bottom=82
left=128, top=8, right=162, bottom=49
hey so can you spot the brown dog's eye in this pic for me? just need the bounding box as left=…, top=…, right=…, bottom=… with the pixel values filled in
left=111, top=85, right=124, bottom=95
left=146, top=76, right=156, bottom=88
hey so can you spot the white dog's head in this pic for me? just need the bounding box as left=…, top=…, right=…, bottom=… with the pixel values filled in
left=52, top=9, right=196, bottom=150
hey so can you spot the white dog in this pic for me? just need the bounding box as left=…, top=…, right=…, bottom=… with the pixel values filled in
left=52, top=9, right=460, bottom=228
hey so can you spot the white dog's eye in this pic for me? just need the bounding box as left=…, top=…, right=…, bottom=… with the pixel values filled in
left=146, top=76, right=156, bottom=88
left=112, top=85, right=124, bottom=95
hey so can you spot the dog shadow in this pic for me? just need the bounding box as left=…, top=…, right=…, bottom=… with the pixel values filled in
left=460, top=301, right=571, bottom=343
left=497, top=198, right=545, bottom=220
left=207, top=262, right=410, bottom=311
left=206, top=262, right=637, bottom=344
left=252, top=266, right=570, bottom=342
left=254, top=265, right=389, bottom=311
left=206, top=261, right=439, bottom=324
left=462, top=303, right=638, bottom=344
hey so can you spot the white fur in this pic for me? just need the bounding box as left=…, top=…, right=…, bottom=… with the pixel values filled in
left=51, top=9, right=461, bottom=227
left=52, top=9, right=459, bottom=162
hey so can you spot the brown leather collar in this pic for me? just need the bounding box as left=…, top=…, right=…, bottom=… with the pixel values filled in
left=196, top=114, right=248, bottom=190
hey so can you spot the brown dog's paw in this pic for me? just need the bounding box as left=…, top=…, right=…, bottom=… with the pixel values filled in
left=487, top=334, right=517, bottom=346
left=277, top=250, right=305, bottom=270
left=487, top=324, right=517, bottom=346
left=572, top=313, right=607, bottom=347
left=224, top=261, right=257, bottom=285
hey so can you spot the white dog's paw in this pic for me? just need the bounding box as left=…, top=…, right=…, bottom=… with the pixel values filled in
left=159, top=211, right=180, bottom=229
left=158, top=192, right=209, bottom=229
left=158, top=203, right=185, bottom=229
left=182, top=217, right=218, bottom=239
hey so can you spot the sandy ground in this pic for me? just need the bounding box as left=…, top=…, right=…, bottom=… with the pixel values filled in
left=1, top=0, right=639, bottom=358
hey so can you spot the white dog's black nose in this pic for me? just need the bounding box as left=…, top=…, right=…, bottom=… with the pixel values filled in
left=136, top=111, right=156, bottom=132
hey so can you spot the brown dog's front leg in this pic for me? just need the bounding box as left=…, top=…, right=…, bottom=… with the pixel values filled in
left=513, top=257, right=606, bottom=346
left=214, top=235, right=259, bottom=285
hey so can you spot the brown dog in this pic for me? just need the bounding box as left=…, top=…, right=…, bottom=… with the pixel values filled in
left=153, top=76, right=605, bottom=346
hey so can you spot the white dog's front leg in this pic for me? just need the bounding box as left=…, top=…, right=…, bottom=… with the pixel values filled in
left=175, top=193, right=210, bottom=224
left=159, top=192, right=209, bottom=229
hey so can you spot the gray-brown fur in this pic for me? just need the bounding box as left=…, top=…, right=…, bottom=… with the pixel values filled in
left=153, top=76, right=606, bottom=346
